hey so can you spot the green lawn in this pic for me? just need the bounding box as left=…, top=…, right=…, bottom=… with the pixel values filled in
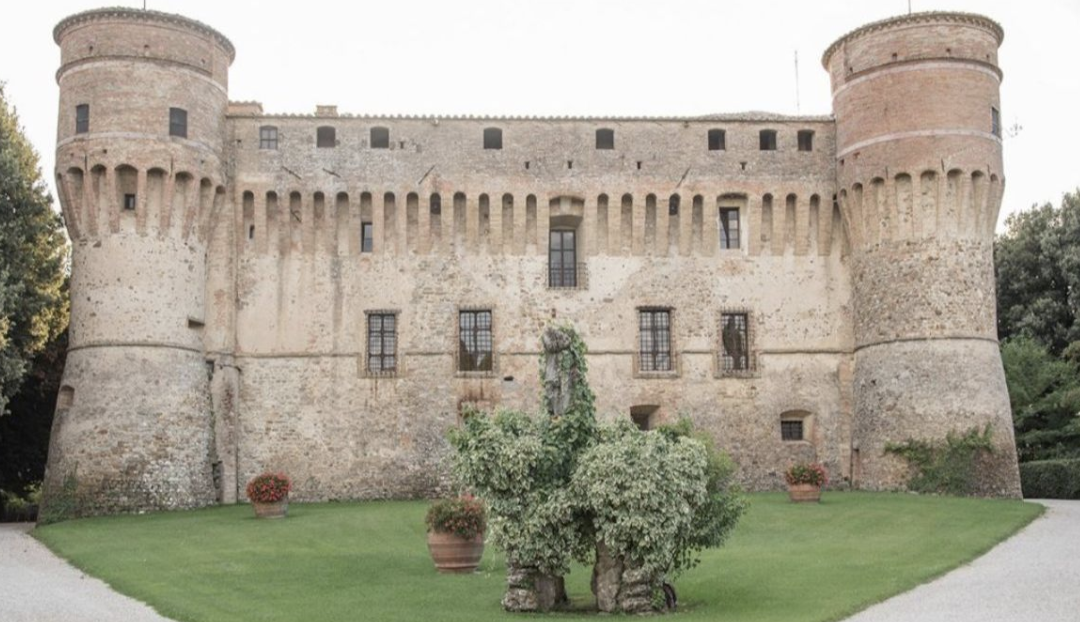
left=33, top=492, right=1042, bottom=622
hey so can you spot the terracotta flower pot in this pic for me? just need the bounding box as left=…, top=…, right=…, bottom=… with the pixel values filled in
left=788, top=483, right=822, bottom=503
left=252, top=497, right=289, bottom=518
left=427, top=530, right=484, bottom=573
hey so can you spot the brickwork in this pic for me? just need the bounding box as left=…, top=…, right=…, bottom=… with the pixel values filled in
left=43, top=8, right=1021, bottom=516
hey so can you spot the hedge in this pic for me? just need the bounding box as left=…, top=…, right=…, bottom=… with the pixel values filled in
left=1019, top=459, right=1080, bottom=499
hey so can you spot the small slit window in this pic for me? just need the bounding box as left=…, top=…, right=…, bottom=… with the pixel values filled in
left=991, top=107, right=1001, bottom=138
left=595, top=128, right=615, bottom=150
left=316, top=126, right=336, bottom=148
left=371, top=126, right=390, bottom=149
left=75, top=104, right=90, bottom=134
left=483, top=127, right=503, bottom=150
left=169, top=107, right=187, bottom=138
left=707, top=128, right=726, bottom=151
left=797, top=130, right=814, bottom=152
left=259, top=126, right=279, bottom=149
left=430, top=194, right=441, bottom=215
left=123, top=193, right=137, bottom=211
left=668, top=195, right=680, bottom=216
left=759, top=129, right=777, bottom=151
left=361, top=222, right=373, bottom=252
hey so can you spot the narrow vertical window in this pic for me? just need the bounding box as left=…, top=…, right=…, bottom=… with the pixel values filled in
left=371, top=126, right=390, bottom=149
left=595, top=128, right=615, bottom=150
left=548, top=230, right=577, bottom=288
left=759, top=129, right=777, bottom=151
left=316, top=126, right=336, bottom=148
left=169, top=107, right=187, bottom=138
left=367, top=313, right=397, bottom=374
left=361, top=222, right=373, bottom=252
left=459, top=310, right=493, bottom=372
left=483, top=127, right=503, bottom=150
left=720, top=312, right=750, bottom=372
left=707, top=128, right=725, bottom=151
left=719, top=207, right=740, bottom=249
left=123, top=193, right=137, bottom=210
left=75, top=104, right=90, bottom=134
left=430, top=193, right=442, bottom=215
left=797, top=130, right=814, bottom=152
left=259, top=125, right=279, bottom=149
left=991, top=107, right=1001, bottom=138
left=639, top=309, right=672, bottom=373
left=669, top=195, right=680, bottom=216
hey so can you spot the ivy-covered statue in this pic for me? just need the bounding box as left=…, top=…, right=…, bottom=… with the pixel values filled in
left=449, top=324, right=745, bottom=614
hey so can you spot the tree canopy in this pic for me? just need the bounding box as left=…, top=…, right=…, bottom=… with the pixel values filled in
left=0, top=83, right=69, bottom=415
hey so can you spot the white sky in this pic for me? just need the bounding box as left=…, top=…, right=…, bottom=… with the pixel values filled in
left=2, top=0, right=1078, bottom=230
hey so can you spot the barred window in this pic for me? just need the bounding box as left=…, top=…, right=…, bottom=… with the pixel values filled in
left=719, top=207, right=740, bottom=249
left=259, top=126, right=278, bottom=149
left=367, top=313, right=397, bottom=374
left=169, top=107, right=187, bottom=138
left=639, top=309, right=672, bottom=373
left=75, top=104, right=90, bottom=134
left=459, top=310, right=493, bottom=372
left=720, top=312, right=749, bottom=371
left=548, top=230, right=577, bottom=288
left=781, top=419, right=804, bottom=441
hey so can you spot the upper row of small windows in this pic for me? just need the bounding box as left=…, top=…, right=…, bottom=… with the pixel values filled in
left=256, top=125, right=816, bottom=152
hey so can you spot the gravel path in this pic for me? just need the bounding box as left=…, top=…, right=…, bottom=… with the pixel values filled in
left=0, top=522, right=174, bottom=622
left=842, top=499, right=1080, bottom=622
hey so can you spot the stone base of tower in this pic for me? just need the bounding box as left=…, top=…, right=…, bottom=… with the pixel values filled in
left=852, top=339, right=1021, bottom=498
left=40, top=347, right=215, bottom=521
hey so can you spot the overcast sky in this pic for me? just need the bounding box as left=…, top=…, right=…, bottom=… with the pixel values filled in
left=2, top=0, right=1077, bottom=230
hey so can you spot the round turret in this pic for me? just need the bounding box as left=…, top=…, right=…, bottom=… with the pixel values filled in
left=824, top=13, right=1020, bottom=495
left=43, top=8, right=234, bottom=518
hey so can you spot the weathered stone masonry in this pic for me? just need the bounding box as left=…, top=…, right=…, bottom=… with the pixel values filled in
left=43, top=8, right=1021, bottom=516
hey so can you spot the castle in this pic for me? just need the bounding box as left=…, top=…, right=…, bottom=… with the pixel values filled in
left=43, top=7, right=1022, bottom=516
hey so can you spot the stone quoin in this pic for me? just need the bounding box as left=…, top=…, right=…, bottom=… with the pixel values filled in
left=43, top=7, right=1021, bottom=516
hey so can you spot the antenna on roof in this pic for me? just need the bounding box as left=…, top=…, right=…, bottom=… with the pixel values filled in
left=794, top=50, right=801, bottom=114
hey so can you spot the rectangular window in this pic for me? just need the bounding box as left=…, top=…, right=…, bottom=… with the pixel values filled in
left=719, top=207, right=740, bottom=249
left=596, top=128, right=615, bottom=150
left=797, top=130, right=814, bottom=152
left=548, top=230, right=577, bottom=288
left=639, top=309, right=672, bottom=373
left=367, top=313, right=397, bottom=374
left=169, top=107, right=187, bottom=138
left=707, top=128, right=726, bottom=151
left=316, top=126, right=336, bottom=148
left=459, top=310, right=493, bottom=372
left=720, top=312, right=750, bottom=372
left=75, top=104, right=90, bottom=134
left=371, top=127, right=390, bottom=149
left=123, top=193, right=137, bottom=211
left=361, top=222, right=373, bottom=253
left=259, top=126, right=279, bottom=149
left=781, top=419, right=804, bottom=441
left=991, top=106, right=1001, bottom=138
left=483, top=127, right=502, bottom=150
left=759, top=129, right=777, bottom=151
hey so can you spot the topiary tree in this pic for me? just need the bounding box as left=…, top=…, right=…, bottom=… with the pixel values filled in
left=449, top=324, right=745, bottom=614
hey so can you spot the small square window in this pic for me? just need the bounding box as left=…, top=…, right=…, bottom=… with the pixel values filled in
left=708, top=129, right=726, bottom=151
left=483, top=127, right=502, bottom=150
left=459, top=310, right=494, bottom=372
left=759, top=130, right=777, bottom=151
left=371, top=126, right=390, bottom=149
left=259, top=126, right=279, bottom=149
left=361, top=222, right=373, bottom=253
left=781, top=419, right=804, bottom=441
left=123, top=193, right=137, bottom=210
left=316, top=126, right=336, bottom=148
left=169, top=107, right=187, bottom=138
left=596, top=128, right=615, bottom=150
left=797, top=130, right=814, bottom=152
left=75, top=104, right=90, bottom=134
left=367, top=312, right=398, bottom=375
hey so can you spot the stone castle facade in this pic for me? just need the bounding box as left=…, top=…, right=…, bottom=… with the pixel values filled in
left=44, top=8, right=1021, bottom=515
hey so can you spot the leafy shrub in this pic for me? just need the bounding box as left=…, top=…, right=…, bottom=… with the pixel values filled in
left=784, top=463, right=828, bottom=487
left=1019, top=459, right=1080, bottom=499
left=885, top=425, right=994, bottom=496
left=425, top=496, right=487, bottom=539
left=245, top=473, right=291, bottom=503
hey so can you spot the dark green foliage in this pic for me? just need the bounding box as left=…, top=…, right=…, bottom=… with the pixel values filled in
left=1018, top=459, right=1080, bottom=499
left=885, top=426, right=995, bottom=496
left=995, top=189, right=1080, bottom=356
left=0, top=83, right=69, bottom=415
left=1001, top=337, right=1080, bottom=461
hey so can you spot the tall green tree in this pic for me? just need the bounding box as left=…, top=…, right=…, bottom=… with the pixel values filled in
left=995, top=189, right=1080, bottom=356
left=1001, top=337, right=1080, bottom=461
left=0, top=83, right=69, bottom=415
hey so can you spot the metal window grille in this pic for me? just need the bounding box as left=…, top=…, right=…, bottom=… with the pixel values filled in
left=367, top=313, right=397, bottom=374
left=459, top=310, right=493, bottom=372
left=720, top=313, right=749, bottom=371
left=316, top=126, right=335, bottom=148
left=169, top=107, right=187, bottom=138
left=708, top=129, right=726, bottom=151
left=719, top=208, right=740, bottom=249
left=759, top=129, right=777, bottom=151
left=639, top=309, right=672, bottom=372
left=483, top=127, right=502, bottom=150
left=781, top=420, right=804, bottom=441
left=361, top=222, right=373, bottom=253
left=259, top=126, right=278, bottom=149
left=371, top=127, right=389, bottom=149
left=75, top=104, right=90, bottom=134
left=548, top=230, right=578, bottom=288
